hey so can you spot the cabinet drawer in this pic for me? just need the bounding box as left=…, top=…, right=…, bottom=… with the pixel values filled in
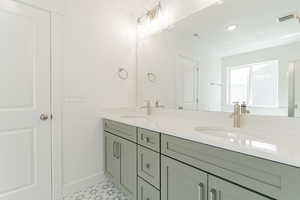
left=208, top=175, right=271, bottom=200
left=138, top=128, right=160, bottom=152
left=138, top=146, right=160, bottom=189
left=161, top=134, right=300, bottom=200
left=103, top=119, right=137, bottom=142
left=138, top=178, right=160, bottom=200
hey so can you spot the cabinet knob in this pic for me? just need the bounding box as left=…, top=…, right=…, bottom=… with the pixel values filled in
left=146, top=163, right=151, bottom=169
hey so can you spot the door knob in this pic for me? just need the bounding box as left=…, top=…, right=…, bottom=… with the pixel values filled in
left=40, top=113, right=49, bottom=121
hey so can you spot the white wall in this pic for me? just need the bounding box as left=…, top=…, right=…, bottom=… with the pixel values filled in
left=62, top=0, right=138, bottom=195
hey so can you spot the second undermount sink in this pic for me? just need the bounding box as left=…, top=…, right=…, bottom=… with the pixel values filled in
left=194, top=126, right=277, bottom=152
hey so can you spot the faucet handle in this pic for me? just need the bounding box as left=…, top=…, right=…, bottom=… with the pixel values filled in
left=155, top=100, right=159, bottom=107
left=241, top=101, right=250, bottom=114
left=155, top=100, right=165, bottom=108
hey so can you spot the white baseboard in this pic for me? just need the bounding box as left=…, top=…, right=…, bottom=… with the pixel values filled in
left=63, top=172, right=106, bottom=196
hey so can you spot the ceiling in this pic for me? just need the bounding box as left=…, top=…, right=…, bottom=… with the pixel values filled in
left=164, top=0, right=300, bottom=57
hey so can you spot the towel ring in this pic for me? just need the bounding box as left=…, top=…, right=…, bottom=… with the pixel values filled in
left=147, top=72, right=157, bottom=82
left=118, top=68, right=128, bottom=80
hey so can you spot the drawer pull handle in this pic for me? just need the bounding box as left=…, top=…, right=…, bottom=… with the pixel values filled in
left=116, top=143, right=121, bottom=159
left=113, top=142, right=121, bottom=159
left=146, top=198, right=150, bottom=200
left=198, top=183, right=205, bottom=200
left=113, top=141, right=117, bottom=158
left=146, top=137, right=150, bottom=143
left=209, top=189, right=217, bottom=200
left=146, top=163, right=151, bottom=169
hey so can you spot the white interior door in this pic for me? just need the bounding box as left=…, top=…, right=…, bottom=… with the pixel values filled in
left=0, top=1, right=51, bottom=200
left=176, top=56, right=200, bottom=110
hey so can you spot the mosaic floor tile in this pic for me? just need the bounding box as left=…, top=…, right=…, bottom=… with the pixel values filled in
left=63, top=179, right=129, bottom=200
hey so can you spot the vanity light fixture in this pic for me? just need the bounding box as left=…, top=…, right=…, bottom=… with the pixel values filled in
left=227, top=24, right=238, bottom=31
left=278, top=12, right=300, bottom=23
left=137, top=2, right=168, bottom=38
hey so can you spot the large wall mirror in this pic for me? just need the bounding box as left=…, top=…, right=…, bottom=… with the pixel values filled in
left=137, top=0, right=300, bottom=117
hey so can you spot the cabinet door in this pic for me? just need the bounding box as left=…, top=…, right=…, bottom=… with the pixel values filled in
left=161, top=156, right=207, bottom=200
left=138, top=178, right=160, bottom=200
left=119, top=137, right=137, bottom=199
left=208, top=176, right=271, bottom=200
left=104, top=132, right=120, bottom=183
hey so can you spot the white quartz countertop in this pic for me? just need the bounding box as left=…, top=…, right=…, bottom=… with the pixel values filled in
left=101, top=112, right=300, bottom=168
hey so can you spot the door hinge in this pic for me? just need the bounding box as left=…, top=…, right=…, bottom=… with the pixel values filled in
left=50, top=114, right=53, bottom=120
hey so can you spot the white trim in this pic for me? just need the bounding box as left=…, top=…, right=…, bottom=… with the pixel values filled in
left=63, top=173, right=106, bottom=197
left=51, top=13, right=64, bottom=200
left=13, top=0, right=65, bottom=15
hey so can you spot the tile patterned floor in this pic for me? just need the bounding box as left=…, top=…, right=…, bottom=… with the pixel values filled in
left=63, top=179, right=129, bottom=200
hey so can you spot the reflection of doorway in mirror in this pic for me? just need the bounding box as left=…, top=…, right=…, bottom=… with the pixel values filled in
left=294, top=61, right=300, bottom=117
left=176, top=55, right=200, bottom=111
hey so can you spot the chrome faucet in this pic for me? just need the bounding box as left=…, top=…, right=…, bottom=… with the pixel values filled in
left=230, top=102, right=250, bottom=128
left=141, top=100, right=152, bottom=115
left=155, top=100, right=165, bottom=108
left=230, top=102, right=241, bottom=128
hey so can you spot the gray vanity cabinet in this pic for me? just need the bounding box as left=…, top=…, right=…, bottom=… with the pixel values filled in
left=119, top=136, right=137, bottom=198
left=104, top=119, right=300, bottom=200
left=104, top=132, right=120, bottom=182
left=138, top=146, right=160, bottom=189
left=104, top=131, right=137, bottom=199
left=208, top=176, right=270, bottom=200
left=161, top=155, right=271, bottom=200
left=161, top=156, right=208, bottom=200
left=138, top=178, right=160, bottom=200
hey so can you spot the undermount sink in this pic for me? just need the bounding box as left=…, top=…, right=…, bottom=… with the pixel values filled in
left=194, top=126, right=277, bottom=152
left=121, top=115, right=147, bottom=118
left=194, top=126, right=238, bottom=138
left=120, top=115, right=149, bottom=123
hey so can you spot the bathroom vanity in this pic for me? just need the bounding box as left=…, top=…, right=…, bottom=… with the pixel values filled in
left=103, top=117, right=300, bottom=200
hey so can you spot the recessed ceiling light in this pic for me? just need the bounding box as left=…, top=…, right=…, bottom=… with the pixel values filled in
left=227, top=24, right=238, bottom=31
left=215, top=0, right=224, bottom=5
